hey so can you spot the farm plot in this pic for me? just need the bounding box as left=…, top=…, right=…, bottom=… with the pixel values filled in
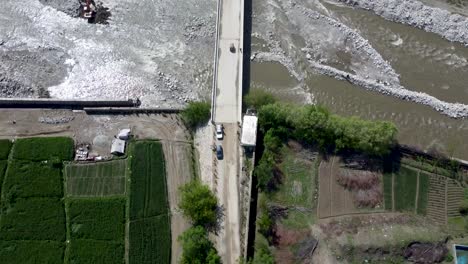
left=318, top=156, right=383, bottom=218
left=0, top=240, right=65, bottom=264
left=67, top=240, right=124, bottom=264
left=383, top=165, right=430, bottom=215
left=2, top=160, right=63, bottom=198
left=128, top=141, right=170, bottom=264
left=0, top=139, right=12, bottom=160
left=68, top=198, right=125, bottom=241
left=0, top=197, right=66, bottom=241
left=129, top=141, right=168, bottom=220
left=65, top=160, right=127, bottom=197
left=129, top=215, right=171, bottom=264
left=11, top=137, right=74, bottom=161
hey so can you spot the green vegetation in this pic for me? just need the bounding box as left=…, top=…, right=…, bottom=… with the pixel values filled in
left=181, top=101, right=211, bottom=129
left=3, top=160, right=63, bottom=198
left=244, top=89, right=276, bottom=110
left=129, top=215, right=171, bottom=264
left=0, top=139, right=12, bottom=160
left=0, top=160, right=7, bottom=193
left=128, top=141, right=171, bottom=264
left=179, top=180, right=218, bottom=226
left=65, top=160, right=127, bottom=196
left=129, top=141, right=168, bottom=220
left=68, top=198, right=125, bottom=241
left=0, top=198, right=65, bottom=241
left=258, top=103, right=397, bottom=156
left=12, top=137, right=74, bottom=161
left=67, top=240, right=124, bottom=264
left=383, top=166, right=429, bottom=214
left=0, top=240, right=65, bottom=264
left=178, top=226, right=221, bottom=264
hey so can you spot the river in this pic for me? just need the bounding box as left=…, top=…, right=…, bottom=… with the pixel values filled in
left=250, top=0, right=468, bottom=159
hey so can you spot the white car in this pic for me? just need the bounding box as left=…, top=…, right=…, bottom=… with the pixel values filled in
left=216, top=124, right=224, bottom=140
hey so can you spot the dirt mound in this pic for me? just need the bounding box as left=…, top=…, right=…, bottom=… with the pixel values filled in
left=404, top=242, right=447, bottom=264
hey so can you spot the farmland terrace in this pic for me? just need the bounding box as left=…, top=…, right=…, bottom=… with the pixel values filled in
left=0, top=109, right=194, bottom=264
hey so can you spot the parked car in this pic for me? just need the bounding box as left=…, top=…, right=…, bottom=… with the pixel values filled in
left=216, top=145, right=223, bottom=160
left=216, top=124, right=224, bottom=140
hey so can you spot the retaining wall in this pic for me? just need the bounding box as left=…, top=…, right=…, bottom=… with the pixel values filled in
left=0, top=98, right=140, bottom=108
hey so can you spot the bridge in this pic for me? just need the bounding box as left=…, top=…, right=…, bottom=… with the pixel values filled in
left=210, top=0, right=245, bottom=261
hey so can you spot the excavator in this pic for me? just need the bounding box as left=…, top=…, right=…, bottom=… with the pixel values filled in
left=81, top=0, right=96, bottom=20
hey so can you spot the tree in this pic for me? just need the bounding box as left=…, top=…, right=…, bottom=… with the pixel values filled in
left=244, top=89, right=276, bottom=110
left=181, top=101, right=211, bottom=129
left=251, top=247, right=275, bottom=264
left=178, top=226, right=221, bottom=264
left=179, top=180, right=218, bottom=226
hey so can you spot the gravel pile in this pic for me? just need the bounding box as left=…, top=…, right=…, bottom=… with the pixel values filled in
left=336, top=0, right=468, bottom=46
left=38, top=116, right=75, bottom=124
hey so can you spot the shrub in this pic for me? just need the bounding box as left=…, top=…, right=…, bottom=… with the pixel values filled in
left=244, top=89, right=276, bottom=110
left=0, top=139, right=12, bottom=160
left=181, top=101, right=211, bottom=129
left=251, top=246, right=275, bottom=264
left=12, top=137, right=74, bottom=161
left=68, top=198, right=125, bottom=241
left=178, top=226, right=221, bottom=264
left=179, top=180, right=218, bottom=226
left=460, top=200, right=468, bottom=216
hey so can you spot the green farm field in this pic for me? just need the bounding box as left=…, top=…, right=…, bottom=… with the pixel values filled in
left=66, top=240, right=124, bottom=264
left=65, top=160, right=127, bottom=197
left=68, top=198, right=126, bottom=241
left=128, top=141, right=170, bottom=264
left=384, top=165, right=429, bottom=214
left=0, top=240, right=65, bottom=264
left=129, top=215, right=171, bottom=264
left=0, top=139, right=12, bottom=160
left=129, top=141, right=168, bottom=220
left=12, top=137, right=74, bottom=161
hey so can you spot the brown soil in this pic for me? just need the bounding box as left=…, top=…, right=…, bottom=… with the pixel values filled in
left=404, top=242, right=447, bottom=264
left=273, top=224, right=311, bottom=264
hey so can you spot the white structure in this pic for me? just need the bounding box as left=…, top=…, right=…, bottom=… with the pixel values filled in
left=111, top=139, right=126, bottom=155
left=118, top=129, right=131, bottom=140
left=241, top=115, right=258, bottom=147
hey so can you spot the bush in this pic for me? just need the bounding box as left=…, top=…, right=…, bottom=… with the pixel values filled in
left=3, top=161, right=63, bottom=198
left=68, top=198, right=125, bottom=241
left=179, top=180, right=218, bottom=226
left=12, top=137, right=74, bottom=161
left=0, top=139, right=12, bottom=160
left=460, top=200, right=468, bottom=216
left=181, top=101, right=211, bottom=129
left=178, top=226, right=221, bottom=264
left=0, top=240, right=64, bottom=264
left=251, top=246, right=275, bottom=264
left=0, top=198, right=66, bottom=241
left=68, top=240, right=124, bottom=264
left=257, top=211, right=273, bottom=238
left=244, top=89, right=276, bottom=110
left=129, top=215, right=171, bottom=264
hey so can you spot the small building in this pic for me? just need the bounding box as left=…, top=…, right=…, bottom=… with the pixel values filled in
left=241, top=114, right=258, bottom=147
left=118, top=129, right=131, bottom=140
left=111, top=138, right=126, bottom=155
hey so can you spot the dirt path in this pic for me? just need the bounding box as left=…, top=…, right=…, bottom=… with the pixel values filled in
left=415, top=171, right=420, bottom=214
left=163, top=141, right=193, bottom=264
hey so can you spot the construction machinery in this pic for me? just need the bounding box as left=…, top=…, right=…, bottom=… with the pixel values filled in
left=81, top=0, right=96, bottom=20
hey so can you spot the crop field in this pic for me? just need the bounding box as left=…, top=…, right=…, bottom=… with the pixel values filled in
left=65, top=160, right=127, bottom=196
left=128, top=141, right=170, bottom=264
left=0, top=139, right=11, bottom=160
left=384, top=165, right=430, bottom=215
left=67, top=240, right=124, bottom=264
left=2, top=160, right=63, bottom=198
left=12, top=137, right=74, bottom=161
left=129, top=215, right=171, bottom=264
left=68, top=198, right=125, bottom=241
left=129, top=141, right=168, bottom=220
left=0, top=197, right=66, bottom=241
left=0, top=240, right=65, bottom=264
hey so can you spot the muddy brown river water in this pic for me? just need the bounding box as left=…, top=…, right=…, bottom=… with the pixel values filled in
left=250, top=0, right=468, bottom=159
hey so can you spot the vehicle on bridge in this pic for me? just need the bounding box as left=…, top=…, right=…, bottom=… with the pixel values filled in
left=216, top=145, right=223, bottom=160
left=216, top=124, right=224, bottom=140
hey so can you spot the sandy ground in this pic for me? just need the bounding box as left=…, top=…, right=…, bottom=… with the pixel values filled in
left=194, top=122, right=214, bottom=188
left=0, top=109, right=192, bottom=263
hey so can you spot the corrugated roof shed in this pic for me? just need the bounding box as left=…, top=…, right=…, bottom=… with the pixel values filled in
left=111, top=138, right=126, bottom=155
left=241, top=115, right=258, bottom=147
